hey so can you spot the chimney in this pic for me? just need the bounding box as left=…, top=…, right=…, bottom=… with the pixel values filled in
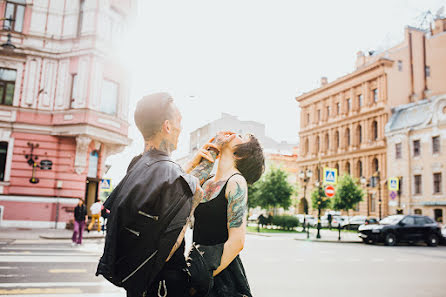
left=355, top=51, right=365, bottom=68
left=433, top=17, right=446, bottom=35
left=320, top=77, right=328, bottom=86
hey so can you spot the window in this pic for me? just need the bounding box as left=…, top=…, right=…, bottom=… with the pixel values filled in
left=0, top=68, right=17, bottom=106
left=425, top=66, right=430, bottom=77
left=100, top=79, right=118, bottom=115
left=335, top=163, right=339, bottom=173
left=414, top=209, right=422, bottom=215
left=357, top=125, right=362, bottom=144
left=414, top=217, right=425, bottom=225
left=395, top=143, right=402, bottom=159
left=317, top=109, right=321, bottom=122
left=325, top=133, right=329, bottom=151
left=3, top=0, right=25, bottom=32
left=372, top=120, right=378, bottom=140
left=370, top=194, right=376, bottom=212
left=346, top=98, right=351, bottom=112
left=326, top=106, right=331, bottom=117
left=373, top=89, right=378, bottom=103
left=335, top=131, right=339, bottom=149
left=346, top=128, right=350, bottom=146
left=304, top=138, right=309, bottom=155
left=414, top=174, right=422, bottom=194
left=372, top=158, right=379, bottom=173
left=413, top=140, right=420, bottom=156
left=316, top=136, right=320, bottom=153
left=397, top=60, right=403, bottom=71
left=0, top=142, right=7, bottom=181
left=358, top=94, right=363, bottom=108
left=433, top=173, right=442, bottom=194
left=77, top=0, right=85, bottom=36
left=336, top=102, right=340, bottom=115
left=401, top=216, right=415, bottom=225
left=87, top=151, right=99, bottom=178
left=432, top=136, right=440, bottom=154
left=434, top=209, right=443, bottom=223
left=357, top=160, right=362, bottom=177
left=346, top=162, right=351, bottom=175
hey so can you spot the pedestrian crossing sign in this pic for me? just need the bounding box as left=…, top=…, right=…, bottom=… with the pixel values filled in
left=100, top=178, right=111, bottom=190
left=388, top=177, right=399, bottom=191
left=323, top=168, right=337, bottom=185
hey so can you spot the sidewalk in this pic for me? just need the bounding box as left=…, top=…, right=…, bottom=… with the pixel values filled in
left=0, top=227, right=105, bottom=241
left=248, top=228, right=362, bottom=244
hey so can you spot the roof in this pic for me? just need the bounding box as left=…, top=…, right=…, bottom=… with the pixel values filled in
left=386, top=99, right=431, bottom=133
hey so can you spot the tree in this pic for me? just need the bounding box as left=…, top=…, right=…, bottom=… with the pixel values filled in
left=255, top=167, right=294, bottom=211
left=311, top=185, right=331, bottom=211
left=331, top=174, right=364, bottom=214
left=247, top=182, right=260, bottom=211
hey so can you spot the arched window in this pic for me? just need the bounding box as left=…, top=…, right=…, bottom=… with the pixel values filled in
left=346, top=162, right=351, bottom=175
left=357, top=160, right=363, bottom=177
left=325, top=133, right=329, bottom=151
left=414, top=209, right=422, bottom=215
left=357, top=125, right=362, bottom=144
left=316, top=136, right=320, bottom=153
left=346, top=128, right=350, bottom=147
left=372, top=120, right=378, bottom=140
left=304, top=138, right=309, bottom=155
left=335, top=131, right=339, bottom=149
left=372, top=157, right=379, bottom=173
left=88, top=150, right=99, bottom=178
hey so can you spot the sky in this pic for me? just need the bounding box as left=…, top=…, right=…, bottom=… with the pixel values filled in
left=105, top=0, right=445, bottom=185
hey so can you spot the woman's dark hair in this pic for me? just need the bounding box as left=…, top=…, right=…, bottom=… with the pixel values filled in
left=134, top=92, right=176, bottom=140
left=233, top=135, right=265, bottom=185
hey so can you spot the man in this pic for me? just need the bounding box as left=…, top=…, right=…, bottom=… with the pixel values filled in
left=88, top=200, right=102, bottom=232
left=96, top=93, right=230, bottom=297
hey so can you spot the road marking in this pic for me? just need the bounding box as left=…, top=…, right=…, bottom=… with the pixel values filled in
left=0, top=274, right=25, bottom=278
left=49, top=269, right=88, bottom=273
left=0, top=252, right=99, bottom=256
left=0, top=288, right=82, bottom=295
left=1, top=247, right=79, bottom=251
left=0, top=282, right=110, bottom=288
left=0, top=266, right=17, bottom=269
left=0, top=256, right=99, bottom=263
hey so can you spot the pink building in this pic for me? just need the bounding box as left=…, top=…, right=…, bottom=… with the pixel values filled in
left=0, top=0, right=135, bottom=228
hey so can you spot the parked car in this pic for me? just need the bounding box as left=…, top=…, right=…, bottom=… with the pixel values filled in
left=341, top=216, right=365, bottom=230
left=296, top=215, right=316, bottom=227
left=358, top=215, right=442, bottom=246
left=441, top=225, right=446, bottom=244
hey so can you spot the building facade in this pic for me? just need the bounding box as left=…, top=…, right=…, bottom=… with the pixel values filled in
left=385, top=94, right=446, bottom=222
left=0, top=0, right=135, bottom=228
left=295, top=18, right=446, bottom=218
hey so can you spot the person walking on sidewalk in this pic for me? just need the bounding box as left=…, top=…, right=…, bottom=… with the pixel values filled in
left=72, top=198, right=87, bottom=246
left=88, top=200, right=102, bottom=232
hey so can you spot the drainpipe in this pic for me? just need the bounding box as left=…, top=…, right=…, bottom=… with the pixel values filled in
left=422, top=34, right=427, bottom=97
left=408, top=32, right=414, bottom=101
left=406, top=128, right=412, bottom=214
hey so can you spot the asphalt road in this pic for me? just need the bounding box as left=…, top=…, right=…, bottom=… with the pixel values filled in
left=1, top=232, right=445, bottom=297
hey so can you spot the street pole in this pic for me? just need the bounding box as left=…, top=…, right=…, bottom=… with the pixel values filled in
left=302, top=183, right=307, bottom=232
left=316, top=199, right=321, bottom=239
left=378, top=172, right=382, bottom=220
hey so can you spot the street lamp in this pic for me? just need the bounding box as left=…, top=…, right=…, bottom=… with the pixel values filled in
left=299, top=169, right=312, bottom=231
left=360, top=176, right=370, bottom=216
left=315, top=180, right=322, bottom=239
left=371, top=171, right=382, bottom=220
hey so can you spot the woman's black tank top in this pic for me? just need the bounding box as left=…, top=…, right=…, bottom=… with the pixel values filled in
left=193, top=173, right=241, bottom=245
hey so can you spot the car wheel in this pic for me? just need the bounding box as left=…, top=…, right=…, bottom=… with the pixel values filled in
left=426, top=234, right=439, bottom=247
left=385, top=233, right=397, bottom=246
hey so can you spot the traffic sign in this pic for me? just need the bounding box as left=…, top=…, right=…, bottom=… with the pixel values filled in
left=390, top=191, right=397, bottom=200
left=100, top=178, right=112, bottom=190
left=325, top=185, right=335, bottom=197
left=388, top=178, right=399, bottom=191
left=323, top=168, right=337, bottom=185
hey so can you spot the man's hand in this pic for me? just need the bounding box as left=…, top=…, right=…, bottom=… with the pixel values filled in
left=185, top=142, right=219, bottom=173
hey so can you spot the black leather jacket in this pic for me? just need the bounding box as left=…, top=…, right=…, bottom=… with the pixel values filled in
left=96, top=149, right=197, bottom=294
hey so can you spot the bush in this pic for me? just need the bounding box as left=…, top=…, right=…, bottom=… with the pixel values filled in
left=271, top=215, right=299, bottom=230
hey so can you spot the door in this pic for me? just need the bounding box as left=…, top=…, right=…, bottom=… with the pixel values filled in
left=434, top=209, right=443, bottom=223
left=399, top=216, right=416, bottom=241
left=414, top=217, right=427, bottom=241
left=84, top=178, right=99, bottom=216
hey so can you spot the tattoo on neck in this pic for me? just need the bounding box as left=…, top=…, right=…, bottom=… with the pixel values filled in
left=159, top=139, right=175, bottom=155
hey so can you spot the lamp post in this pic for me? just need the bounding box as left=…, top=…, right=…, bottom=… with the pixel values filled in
left=299, top=169, right=312, bottom=232
left=360, top=176, right=369, bottom=216
left=371, top=171, right=382, bottom=220
left=315, top=180, right=322, bottom=239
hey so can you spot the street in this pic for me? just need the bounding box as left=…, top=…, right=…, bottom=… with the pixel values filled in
left=0, top=232, right=445, bottom=297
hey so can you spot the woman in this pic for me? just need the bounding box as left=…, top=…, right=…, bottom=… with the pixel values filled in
left=72, top=198, right=87, bottom=246
left=186, top=133, right=265, bottom=297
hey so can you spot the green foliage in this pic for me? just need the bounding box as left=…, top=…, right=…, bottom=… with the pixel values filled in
left=247, top=182, right=260, bottom=210
left=255, top=167, right=294, bottom=210
left=311, top=186, right=331, bottom=210
left=331, top=174, right=364, bottom=212
left=271, top=215, right=299, bottom=230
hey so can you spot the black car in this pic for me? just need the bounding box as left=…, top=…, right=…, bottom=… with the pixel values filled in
left=358, top=215, right=442, bottom=247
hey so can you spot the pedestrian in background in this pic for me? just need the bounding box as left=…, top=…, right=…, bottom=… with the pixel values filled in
left=328, top=213, right=333, bottom=230
left=72, top=198, right=87, bottom=246
left=88, top=200, right=102, bottom=232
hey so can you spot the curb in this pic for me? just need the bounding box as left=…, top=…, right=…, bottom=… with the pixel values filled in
left=294, top=238, right=361, bottom=244
left=39, top=234, right=105, bottom=240
left=247, top=232, right=272, bottom=237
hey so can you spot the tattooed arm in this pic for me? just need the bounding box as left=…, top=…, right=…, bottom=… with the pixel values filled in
left=188, top=149, right=218, bottom=185
left=166, top=183, right=204, bottom=262
left=213, top=174, right=248, bottom=276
